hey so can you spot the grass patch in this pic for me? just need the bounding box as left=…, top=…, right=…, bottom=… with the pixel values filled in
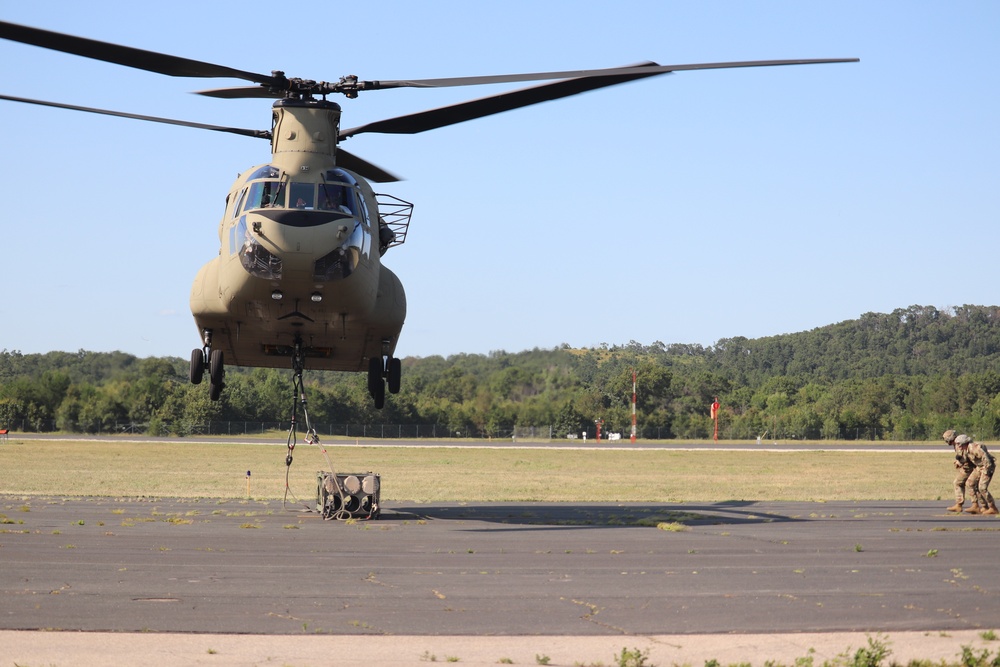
left=656, top=522, right=689, bottom=532
left=0, top=439, right=955, bottom=502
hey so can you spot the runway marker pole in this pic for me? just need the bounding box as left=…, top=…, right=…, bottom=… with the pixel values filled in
left=631, top=368, right=637, bottom=444
left=711, top=397, right=720, bottom=443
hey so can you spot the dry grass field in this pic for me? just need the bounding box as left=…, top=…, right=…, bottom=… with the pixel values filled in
left=0, top=437, right=953, bottom=502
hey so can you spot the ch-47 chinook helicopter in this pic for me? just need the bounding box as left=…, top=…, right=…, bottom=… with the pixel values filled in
left=0, top=21, right=857, bottom=407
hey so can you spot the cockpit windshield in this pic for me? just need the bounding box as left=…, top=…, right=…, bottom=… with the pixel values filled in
left=239, top=168, right=365, bottom=219
left=244, top=180, right=284, bottom=211
left=317, top=182, right=356, bottom=215
left=289, top=182, right=314, bottom=209
left=319, top=168, right=359, bottom=216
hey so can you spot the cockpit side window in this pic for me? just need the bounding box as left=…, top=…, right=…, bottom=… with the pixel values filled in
left=232, top=187, right=248, bottom=218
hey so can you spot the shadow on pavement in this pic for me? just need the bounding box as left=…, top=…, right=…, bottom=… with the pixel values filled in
left=380, top=500, right=803, bottom=528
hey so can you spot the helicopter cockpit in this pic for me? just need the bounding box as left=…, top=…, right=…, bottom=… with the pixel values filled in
left=231, top=166, right=372, bottom=282
left=237, top=167, right=361, bottom=217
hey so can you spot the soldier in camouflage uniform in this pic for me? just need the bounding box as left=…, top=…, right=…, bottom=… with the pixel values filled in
left=956, top=434, right=998, bottom=515
left=944, top=429, right=975, bottom=512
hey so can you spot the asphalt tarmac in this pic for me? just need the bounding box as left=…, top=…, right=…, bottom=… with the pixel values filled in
left=2, top=495, right=999, bottom=665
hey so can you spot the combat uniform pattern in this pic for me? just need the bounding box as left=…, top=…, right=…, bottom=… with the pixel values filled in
left=944, top=429, right=975, bottom=511
left=965, top=441, right=997, bottom=515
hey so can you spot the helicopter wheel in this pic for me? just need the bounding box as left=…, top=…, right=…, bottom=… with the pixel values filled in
left=209, top=349, right=225, bottom=386
left=209, top=381, right=223, bottom=402
left=387, top=357, right=401, bottom=394
left=189, top=348, right=205, bottom=385
left=367, top=356, right=384, bottom=397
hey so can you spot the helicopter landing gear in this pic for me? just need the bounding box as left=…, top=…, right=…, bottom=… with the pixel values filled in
left=367, top=347, right=401, bottom=409
left=189, top=348, right=205, bottom=384
left=368, top=357, right=385, bottom=409
left=209, top=349, right=225, bottom=386
left=190, top=330, right=224, bottom=401
left=387, top=357, right=401, bottom=394
left=208, top=349, right=225, bottom=401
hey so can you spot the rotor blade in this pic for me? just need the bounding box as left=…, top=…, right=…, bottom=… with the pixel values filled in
left=356, top=58, right=859, bottom=91
left=340, top=57, right=857, bottom=138
left=194, top=86, right=284, bottom=100
left=340, top=62, right=667, bottom=138
left=336, top=149, right=401, bottom=183
left=0, top=20, right=280, bottom=86
left=0, top=94, right=271, bottom=139
left=0, top=92, right=399, bottom=181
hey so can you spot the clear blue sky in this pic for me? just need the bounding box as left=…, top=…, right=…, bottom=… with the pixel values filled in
left=2, top=2, right=997, bottom=360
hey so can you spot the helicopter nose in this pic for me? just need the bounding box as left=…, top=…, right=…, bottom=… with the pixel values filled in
left=246, top=212, right=354, bottom=272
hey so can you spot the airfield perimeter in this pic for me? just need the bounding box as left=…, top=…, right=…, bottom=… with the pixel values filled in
left=2, top=438, right=999, bottom=665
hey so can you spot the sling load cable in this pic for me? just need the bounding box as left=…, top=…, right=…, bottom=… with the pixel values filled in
left=282, top=348, right=350, bottom=517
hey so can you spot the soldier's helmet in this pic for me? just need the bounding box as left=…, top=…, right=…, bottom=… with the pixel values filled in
left=955, top=434, right=972, bottom=446
left=943, top=429, right=957, bottom=443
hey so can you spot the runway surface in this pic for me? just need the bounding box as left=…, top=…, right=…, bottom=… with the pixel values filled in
left=2, top=495, right=999, bottom=664
left=10, top=432, right=946, bottom=451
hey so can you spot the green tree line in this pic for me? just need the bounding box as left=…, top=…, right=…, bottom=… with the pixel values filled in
left=3, top=304, right=1000, bottom=440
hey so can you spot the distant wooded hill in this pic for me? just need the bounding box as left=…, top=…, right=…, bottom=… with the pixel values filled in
left=3, top=304, right=998, bottom=440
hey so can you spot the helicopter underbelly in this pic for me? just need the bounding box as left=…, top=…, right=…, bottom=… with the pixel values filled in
left=189, top=255, right=405, bottom=372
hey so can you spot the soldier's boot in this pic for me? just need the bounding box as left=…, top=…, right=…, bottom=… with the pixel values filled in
left=946, top=502, right=964, bottom=512
left=982, top=502, right=998, bottom=516
left=965, top=503, right=981, bottom=514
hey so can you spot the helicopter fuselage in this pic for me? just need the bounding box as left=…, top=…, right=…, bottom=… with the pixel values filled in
left=189, top=98, right=406, bottom=372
